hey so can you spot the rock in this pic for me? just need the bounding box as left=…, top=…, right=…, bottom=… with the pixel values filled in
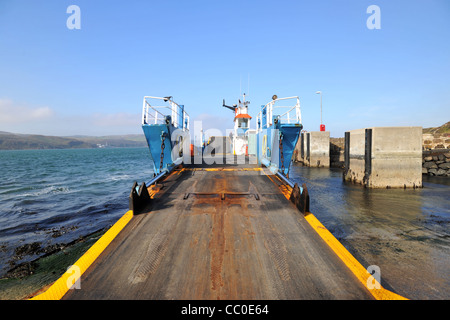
left=444, top=152, right=450, bottom=159
left=438, top=162, right=450, bottom=170
left=5, top=262, right=36, bottom=279
left=432, top=156, right=439, bottom=161
left=428, top=168, right=437, bottom=175
left=14, top=242, right=41, bottom=258
left=436, top=161, right=444, bottom=165
left=424, top=162, right=438, bottom=169
left=438, top=154, right=445, bottom=161
left=424, top=156, right=433, bottom=161
left=422, top=167, right=428, bottom=174
left=436, top=169, right=447, bottom=176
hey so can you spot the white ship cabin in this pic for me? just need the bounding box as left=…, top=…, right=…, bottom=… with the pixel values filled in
left=234, top=94, right=252, bottom=136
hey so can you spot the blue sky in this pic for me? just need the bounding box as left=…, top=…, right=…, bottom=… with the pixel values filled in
left=0, top=0, right=449, bottom=137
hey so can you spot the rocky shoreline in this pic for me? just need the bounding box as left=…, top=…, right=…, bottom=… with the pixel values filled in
left=423, top=150, right=450, bottom=177
left=0, top=228, right=107, bottom=300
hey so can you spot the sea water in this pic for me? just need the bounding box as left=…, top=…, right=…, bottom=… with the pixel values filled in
left=0, top=148, right=154, bottom=277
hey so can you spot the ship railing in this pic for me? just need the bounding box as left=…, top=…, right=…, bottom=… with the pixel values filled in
left=256, top=96, right=301, bottom=132
left=142, top=96, right=190, bottom=131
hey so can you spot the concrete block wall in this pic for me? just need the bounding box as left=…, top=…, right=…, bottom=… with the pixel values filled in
left=294, top=132, right=307, bottom=165
left=309, top=131, right=330, bottom=167
left=303, top=132, right=309, bottom=165
left=295, top=131, right=330, bottom=167
left=344, top=129, right=366, bottom=184
left=344, top=127, right=422, bottom=188
left=302, top=132, right=309, bottom=166
left=330, top=138, right=345, bottom=168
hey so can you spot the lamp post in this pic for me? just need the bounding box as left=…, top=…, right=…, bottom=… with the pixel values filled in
left=316, top=91, right=325, bottom=131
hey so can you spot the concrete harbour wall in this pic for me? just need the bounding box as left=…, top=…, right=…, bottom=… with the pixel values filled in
left=295, top=131, right=330, bottom=167
left=293, top=128, right=449, bottom=180
left=330, top=138, right=345, bottom=168
left=344, top=127, right=422, bottom=188
left=309, top=131, right=330, bottom=167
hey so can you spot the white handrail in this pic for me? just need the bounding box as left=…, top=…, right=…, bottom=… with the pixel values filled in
left=256, top=96, right=301, bottom=132
left=142, top=96, right=190, bottom=131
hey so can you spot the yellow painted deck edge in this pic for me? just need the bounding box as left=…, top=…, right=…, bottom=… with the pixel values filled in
left=30, top=210, right=134, bottom=300
left=303, top=213, right=408, bottom=300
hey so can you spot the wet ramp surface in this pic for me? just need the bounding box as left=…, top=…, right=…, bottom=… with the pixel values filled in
left=64, top=168, right=373, bottom=300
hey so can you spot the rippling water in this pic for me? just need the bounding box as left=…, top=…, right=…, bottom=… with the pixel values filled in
left=0, top=148, right=154, bottom=277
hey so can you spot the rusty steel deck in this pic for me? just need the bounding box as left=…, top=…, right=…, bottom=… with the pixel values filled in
left=63, top=160, right=373, bottom=300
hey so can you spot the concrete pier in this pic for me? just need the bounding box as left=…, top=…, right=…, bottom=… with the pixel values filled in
left=344, top=127, right=422, bottom=188
left=296, top=131, right=330, bottom=167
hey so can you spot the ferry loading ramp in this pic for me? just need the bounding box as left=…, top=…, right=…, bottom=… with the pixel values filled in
left=60, top=156, right=376, bottom=300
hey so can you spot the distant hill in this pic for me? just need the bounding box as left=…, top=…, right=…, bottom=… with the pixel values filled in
left=423, top=121, right=450, bottom=135
left=0, top=132, right=147, bottom=150
left=66, top=134, right=147, bottom=148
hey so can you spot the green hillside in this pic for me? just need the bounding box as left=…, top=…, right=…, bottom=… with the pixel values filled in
left=423, top=121, right=450, bottom=135
left=0, top=132, right=147, bottom=150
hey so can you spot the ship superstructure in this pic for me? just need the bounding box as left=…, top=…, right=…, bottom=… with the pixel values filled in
left=223, top=93, right=252, bottom=155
